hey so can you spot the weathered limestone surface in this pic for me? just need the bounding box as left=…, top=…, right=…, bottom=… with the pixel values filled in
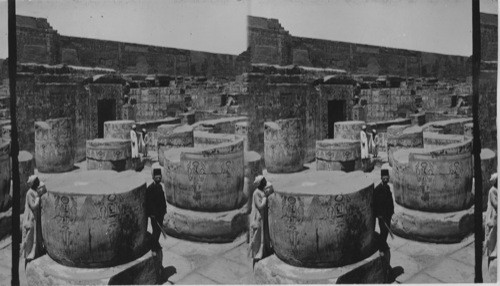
left=333, top=121, right=365, bottom=141
left=269, top=171, right=375, bottom=268
left=41, top=170, right=148, bottom=268
left=422, top=118, right=472, bottom=135
left=103, top=120, right=135, bottom=140
left=26, top=250, right=162, bottom=285
left=264, top=118, right=305, bottom=173
left=0, top=141, right=10, bottom=212
left=386, top=125, right=423, bottom=167
left=163, top=139, right=245, bottom=212
left=392, top=140, right=473, bottom=212
left=316, top=139, right=361, bottom=172
left=157, top=124, right=192, bottom=166
left=163, top=202, right=248, bottom=242
left=194, top=116, right=247, bottom=134
left=193, top=131, right=235, bottom=147
left=391, top=203, right=474, bottom=243
left=423, top=132, right=465, bottom=148
left=480, top=148, right=497, bottom=210
left=254, top=252, right=389, bottom=284
left=86, top=139, right=132, bottom=171
left=35, top=117, right=75, bottom=173
left=19, top=151, right=35, bottom=212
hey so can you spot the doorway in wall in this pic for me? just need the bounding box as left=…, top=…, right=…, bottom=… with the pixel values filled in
left=327, top=99, right=345, bottom=138
left=97, top=99, right=116, bottom=138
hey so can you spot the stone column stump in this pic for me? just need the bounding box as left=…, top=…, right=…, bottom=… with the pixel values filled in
left=86, top=139, right=132, bottom=171
left=157, top=124, right=193, bottom=166
left=35, top=117, right=75, bottom=173
left=104, top=120, right=135, bottom=140
left=264, top=118, right=305, bottom=173
left=316, top=139, right=361, bottom=172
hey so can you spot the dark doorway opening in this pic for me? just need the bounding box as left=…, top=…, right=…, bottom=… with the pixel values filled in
left=97, top=99, right=116, bottom=138
left=327, top=100, right=345, bottom=138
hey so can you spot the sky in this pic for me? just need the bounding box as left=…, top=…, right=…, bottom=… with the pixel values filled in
left=0, top=0, right=498, bottom=59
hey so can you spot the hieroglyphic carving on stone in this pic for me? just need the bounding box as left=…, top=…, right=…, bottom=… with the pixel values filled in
left=281, top=195, right=305, bottom=253
left=414, top=161, right=434, bottom=202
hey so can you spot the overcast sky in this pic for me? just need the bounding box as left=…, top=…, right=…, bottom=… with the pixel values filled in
left=0, top=0, right=497, bottom=59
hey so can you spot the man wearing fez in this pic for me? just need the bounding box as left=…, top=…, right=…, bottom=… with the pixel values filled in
left=146, top=168, right=167, bottom=251
left=373, top=168, right=394, bottom=265
left=485, top=173, right=497, bottom=282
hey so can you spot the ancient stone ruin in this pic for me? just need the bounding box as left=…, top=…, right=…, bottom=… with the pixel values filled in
left=35, top=117, right=75, bottom=173
left=26, top=170, right=162, bottom=284
left=264, top=118, right=305, bottom=173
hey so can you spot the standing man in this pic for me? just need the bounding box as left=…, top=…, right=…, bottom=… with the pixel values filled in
left=130, top=125, right=140, bottom=170
left=22, top=175, right=47, bottom=268
left=371, top=129, right=379, bottom=158
left=146, top=168, right=166, bottom=252
left=373, top=169, right=394, bottom=266
left=360, top=125, right=369, bottom=170
left=249, top=175, right=274, bottom=268
left=485, top=173, right=497, bottom=282
left=141, top=128, right=149, bottom=158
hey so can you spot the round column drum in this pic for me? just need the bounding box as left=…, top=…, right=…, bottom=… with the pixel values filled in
left=264, top=118, right=305, bottom=173
left=0, top=141, right=10, bottom=212
left=163, top=139, right=245, bottom=212
left=18, top=151, right=34, bottom=212
left=103, top=120, right=135, bottom=140
left=315, top=139, right=360, bottom=172
left=392, top=142, right=473, bottom=212
left=41, top=170, right=148, bottom=268
left=35, top=117, right=75, bottom=173
left=333, top=121, right=365, bottom=140
left=157, top=124, right=193, bottom=166
left=269, top=171, right=375, bottom=268
left=86, top=139, right=132, bottom=171
left=386, top=125, right=423, bottom=167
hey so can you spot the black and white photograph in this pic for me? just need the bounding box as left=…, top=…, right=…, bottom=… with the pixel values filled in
left=0, top=0, right=498, bottom=284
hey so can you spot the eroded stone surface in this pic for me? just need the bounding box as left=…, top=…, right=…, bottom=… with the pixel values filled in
left=333, top=121, right=365, bottom=141
left=86, top=138, right=132, bottom=171
left=269, top=171, right=375, bottom=267
left=315, top=139, right=361, bottom=172
left=391, top=203, right=474, bottom=243
left=163, top=201, right=248, bottom=242
left=163, top=139, right=245, bottom=212
left=35, top=117, right=75, bottom=173
left=103, top=120, right=135, bottom=140
left=264, top=118, right=305, bottom=173
left=157, top=124, right=193, bottom=166
left=386, top=125, right=423, bottom=166
left=41, top=170, right=148, bottom=268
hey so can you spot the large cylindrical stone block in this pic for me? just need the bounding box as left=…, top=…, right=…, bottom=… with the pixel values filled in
left=269, top=171, right=375, bottom=268
left=163, top=139, right=245, bottom=212
left=157, top=124, right=193, bottom=166
left=0, top=141, right=10, bottom=212
left=333, top=121, right=365, bottom=140
left=41, top=170, right=148, bottom=268
left=386, top=125, right=423, bottom=167
left=18, top=151, right=34, bottom=213
left=35, top=117, right=75, bottom=173
left=86, top=139, right=132, bottom=171
left=423, top=133, right=465, bottom=148
left=392, top=143, right=473, bottom=212
left=1, top=125, right=10, bottom=141
left=316, top=139, right=361, bottom=172
left=480, top=148, right=497, bottom=211
left=103, top=120, right=135, bottom=140
left=264, top=118, right=305, bottom=173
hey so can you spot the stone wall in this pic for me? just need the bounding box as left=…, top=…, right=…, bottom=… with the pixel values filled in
left=248, top=16, right=471, bottom=79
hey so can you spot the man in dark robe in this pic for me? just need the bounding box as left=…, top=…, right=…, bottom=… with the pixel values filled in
left=146, top=168, right=166, bottom=251
left=373, top=168, right=394, bottom=265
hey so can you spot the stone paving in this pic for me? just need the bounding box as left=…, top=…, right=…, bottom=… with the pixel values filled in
left=0, top=152, right=494, bottom=285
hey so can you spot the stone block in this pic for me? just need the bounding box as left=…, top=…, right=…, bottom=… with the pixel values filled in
left=254, top=252, right=389, bottom=284
left=86, top=138, right=132, bottom=171
left=103, top=120, right=135, bottom=140
left=26, top=250, right=162, bottom=285
left=386, top=125, right=423, bottom=166
left=35, top=117, right=75, bottom=173
left=264, top=118, right=305, bottom=173
left=163, top=138, right=245, bottom=212
left=157, top=124, right=192, bottom=166
left=423, top=132, right=465, bottom=148
left=269, top=171, right=375, bottom=267
left=41, top=170, right=148, bottom=268
left=333, top=121, right=365, bottom=141
left=163, top=201, right=248, bottom=242
left=391, top=203, right=474, bottom=243
left=315, top=139, right=361, bottom=172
